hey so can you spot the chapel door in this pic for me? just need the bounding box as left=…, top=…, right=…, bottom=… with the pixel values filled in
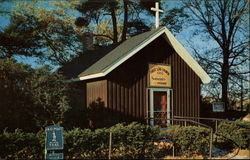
left=148, top=89, right=171, bottom=127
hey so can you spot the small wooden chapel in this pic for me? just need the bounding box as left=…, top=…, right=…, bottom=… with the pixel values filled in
left=61, top=3, right=211, bottom=127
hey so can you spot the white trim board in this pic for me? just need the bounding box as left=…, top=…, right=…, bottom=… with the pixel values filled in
left=72, top=27, right=211, bottom=84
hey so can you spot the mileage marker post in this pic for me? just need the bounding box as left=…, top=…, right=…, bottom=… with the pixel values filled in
left=45, top=126, right=64, bottom=160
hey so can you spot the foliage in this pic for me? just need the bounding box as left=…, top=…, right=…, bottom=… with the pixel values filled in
left=161, top=6, right=189, bottom=34
left=64, top=128, right=95, bottom=158
left=64, top=122, right=161, bottom=159
left=0, top=129, right=44, bottom=159
left=216, top=120, right=250, bottom=149
left=0, top=58, right=73, bottom=131
left=63, top=82, right=87, bottom=130
left=75, top=0, right=186, bottom=45
left=75, top=0, right=152, bottom=45
left=2, top=122, right=249, bottom=159
left=0, top=0, right=187, bottom=65
left=0, top=58, right=37, bottom=131
left=28, top=66, right=72, bottom=128
left=108, top=122, right=160, bottom=159
left=165, top=125, right=210, bottom=155
left=0, top=122, right=160, bottom=159
left=0, top=0, right=82, bottom=65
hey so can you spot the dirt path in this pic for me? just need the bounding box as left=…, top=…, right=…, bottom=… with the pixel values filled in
left=162, top=149, right=250, bottom=159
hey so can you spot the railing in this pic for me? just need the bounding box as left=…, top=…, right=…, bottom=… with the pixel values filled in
left=145, top=116, right=214, bottom=158
left=173, top=116, right=230, bottom=133
left=146, top=115, right=248, bottom=159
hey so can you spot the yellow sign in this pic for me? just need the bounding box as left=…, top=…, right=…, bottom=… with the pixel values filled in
left=148, top=64, right=171, bottom=87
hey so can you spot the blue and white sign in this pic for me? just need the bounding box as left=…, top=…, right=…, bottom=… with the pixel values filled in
left=45, top=126, right=64, bottom=150
left=45, top=153, right=64, bottom=159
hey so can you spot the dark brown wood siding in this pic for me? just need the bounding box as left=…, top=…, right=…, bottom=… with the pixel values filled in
left=86, top=80, right=107, bottom=107
left=106, top=35, right=201, bottom=122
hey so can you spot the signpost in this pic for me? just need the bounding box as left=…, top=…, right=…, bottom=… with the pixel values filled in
left=212, top=102, right=225, bottom=112
left=45, top=126, right=64, bottom=159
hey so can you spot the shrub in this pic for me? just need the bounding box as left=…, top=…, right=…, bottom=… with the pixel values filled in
left=109, top=122, right=160, bottom=159
left=0, top=123, right=161, bottom=159
left=165, top=125, right=210, bottom=155
left=64, top=128, right=95, bottom=158
left=216, top=120, right=250, bottom=149
left=64, top=122, right=160, bottom=159
left=0, top=129, right=44, bottom=159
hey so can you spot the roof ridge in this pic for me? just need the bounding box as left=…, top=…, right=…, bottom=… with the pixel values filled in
left=72, top=26, right=211, bottom=84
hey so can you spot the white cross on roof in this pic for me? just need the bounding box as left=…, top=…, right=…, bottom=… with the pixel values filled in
left=151, top=2, right=163, bottom=28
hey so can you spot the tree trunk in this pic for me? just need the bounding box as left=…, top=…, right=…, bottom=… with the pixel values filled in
left=121, top=0, right=128, bottom=42
left=110, top=7, right=118, bottom=44
left=221, top=77, right=228, bottom=111
left=221, top=51, right=229, bottom=112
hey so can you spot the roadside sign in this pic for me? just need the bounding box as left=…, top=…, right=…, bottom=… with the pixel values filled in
left=45, top=126, right=64, bottom=150
left=45, top=153, right=64, bottom=159
left=212, top=102, right=225, bottom=112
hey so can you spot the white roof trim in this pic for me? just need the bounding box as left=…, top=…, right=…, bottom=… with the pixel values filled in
left=79, top=72, right=105, bottom=81
left=75, top=27, right=211, bottom=84
left=163, top=28, right=211, bottom=84
left=68, top=73, right=105, bottom=82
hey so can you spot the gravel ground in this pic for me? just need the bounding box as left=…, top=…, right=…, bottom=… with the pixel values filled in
left=162, top=149, right=250, bottom=159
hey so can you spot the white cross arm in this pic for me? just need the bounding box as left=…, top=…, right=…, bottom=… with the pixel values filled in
left=150, top=8, right=163, bottom=12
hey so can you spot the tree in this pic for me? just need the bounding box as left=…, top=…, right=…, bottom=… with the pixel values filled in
left=0, top=0, right=83, bottom=65
left=75, top=0, right=160, bottom=45
left=161, top=6, right=189, bottom=34
left=0, top=58, right=76, bottom=131
left=0, top=58, right=35, bottom=131
left=1, top=0, right=187, bottom=65
left=182, top=0, right=249, bottom=111
left=0, top=14, right=44, bottom=58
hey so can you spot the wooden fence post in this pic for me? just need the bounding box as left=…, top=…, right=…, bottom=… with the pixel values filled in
left=209, top=129, right=213, bottom=158
left=109, top=132, right=112, bottom=160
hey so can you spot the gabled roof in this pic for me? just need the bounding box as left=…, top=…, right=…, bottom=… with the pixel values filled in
left=70, top=26, right=211, bottom=84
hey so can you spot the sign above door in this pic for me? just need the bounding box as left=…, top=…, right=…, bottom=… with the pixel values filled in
left=148, top=63, right=171, bottom=88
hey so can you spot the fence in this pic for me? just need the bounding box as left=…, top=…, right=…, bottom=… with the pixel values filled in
left=145, top=116, right=214, bottom=158
left=146, top=114, right=250, bottom=159
left=173, top=116, right=225, bottom=132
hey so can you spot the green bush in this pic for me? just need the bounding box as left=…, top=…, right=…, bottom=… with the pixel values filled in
left=0, top=129, right=44, bottom=159
left=0, top=123, right=161, bottom=159
left=165, top=125, right=210, bottom=155
left=109, top=122, right=160, bottom=159
left=216, top=120, right=250, bottom=149
left=64, top=122, right=160, bottom=159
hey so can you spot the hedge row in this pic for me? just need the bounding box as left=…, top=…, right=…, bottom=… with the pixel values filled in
left=0, top=122, right=161, bottom=159
left=0, top=129, right=44, bottom=159
left=64, top=122, right=161, bottom=159
left=216, top=120, right=250, bottom=149
left=1, top=121, right=247, bottom=159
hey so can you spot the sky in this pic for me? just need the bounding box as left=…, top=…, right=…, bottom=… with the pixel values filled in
left=0, top=1, right=12, bottom=29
